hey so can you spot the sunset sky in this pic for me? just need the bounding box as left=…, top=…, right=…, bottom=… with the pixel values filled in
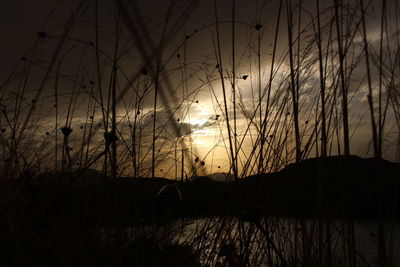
left=1, top=0, right=399, bottom=178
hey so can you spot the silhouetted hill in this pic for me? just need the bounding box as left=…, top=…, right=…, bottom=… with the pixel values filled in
left=203, top=172, right=234, bottom=182
left=1, top=155, right=399, bottom=230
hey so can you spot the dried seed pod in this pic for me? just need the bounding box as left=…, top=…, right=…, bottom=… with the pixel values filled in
left=104, top=131, right=119, bottom=145
left=61, top=127, right=72, bottom=137
left=37, top=31, right=47, bottom=39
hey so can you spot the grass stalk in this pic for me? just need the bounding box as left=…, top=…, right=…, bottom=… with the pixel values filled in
left=333, top=0, right=350, bottom=156
left=286, top=0, right=302, bottom=162
left=213, top=0, right=237, bottom=179
left=359, top=0, right=379, bottom=158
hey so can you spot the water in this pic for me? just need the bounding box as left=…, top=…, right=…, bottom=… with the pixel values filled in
left=99, top=217, right=400, bottom=266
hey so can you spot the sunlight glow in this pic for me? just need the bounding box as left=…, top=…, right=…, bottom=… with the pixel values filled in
left=188, top=118, right=208, bottom=126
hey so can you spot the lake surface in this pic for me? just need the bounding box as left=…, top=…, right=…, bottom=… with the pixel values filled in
left=99, top=217, right=400, bottom=266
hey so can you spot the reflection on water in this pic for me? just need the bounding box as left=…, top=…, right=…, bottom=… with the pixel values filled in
left=99, top=218, right=400, bottom=266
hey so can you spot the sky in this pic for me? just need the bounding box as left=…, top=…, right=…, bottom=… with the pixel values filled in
left=0, top=1, right=50, bottom=77
left=1, top=0, right=399, bottom=178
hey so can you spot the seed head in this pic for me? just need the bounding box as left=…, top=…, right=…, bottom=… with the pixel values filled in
left=61, top=127, right=72, bottom=136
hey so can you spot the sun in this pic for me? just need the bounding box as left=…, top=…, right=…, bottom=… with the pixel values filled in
left=187, top=117, right=209, bottom=126
left=184, top=102, right=214, bottom=127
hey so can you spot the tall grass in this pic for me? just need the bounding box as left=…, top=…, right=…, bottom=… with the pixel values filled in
left=1, top=0, right=400, bottom=266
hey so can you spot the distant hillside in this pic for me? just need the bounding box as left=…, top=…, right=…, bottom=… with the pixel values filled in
left=192, top=172, right=234, bottom=182
left=1, top=155, right=399, bottom=230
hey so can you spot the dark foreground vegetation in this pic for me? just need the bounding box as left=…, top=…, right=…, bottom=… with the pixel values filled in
left=1, top=156, right=399, bottom=266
